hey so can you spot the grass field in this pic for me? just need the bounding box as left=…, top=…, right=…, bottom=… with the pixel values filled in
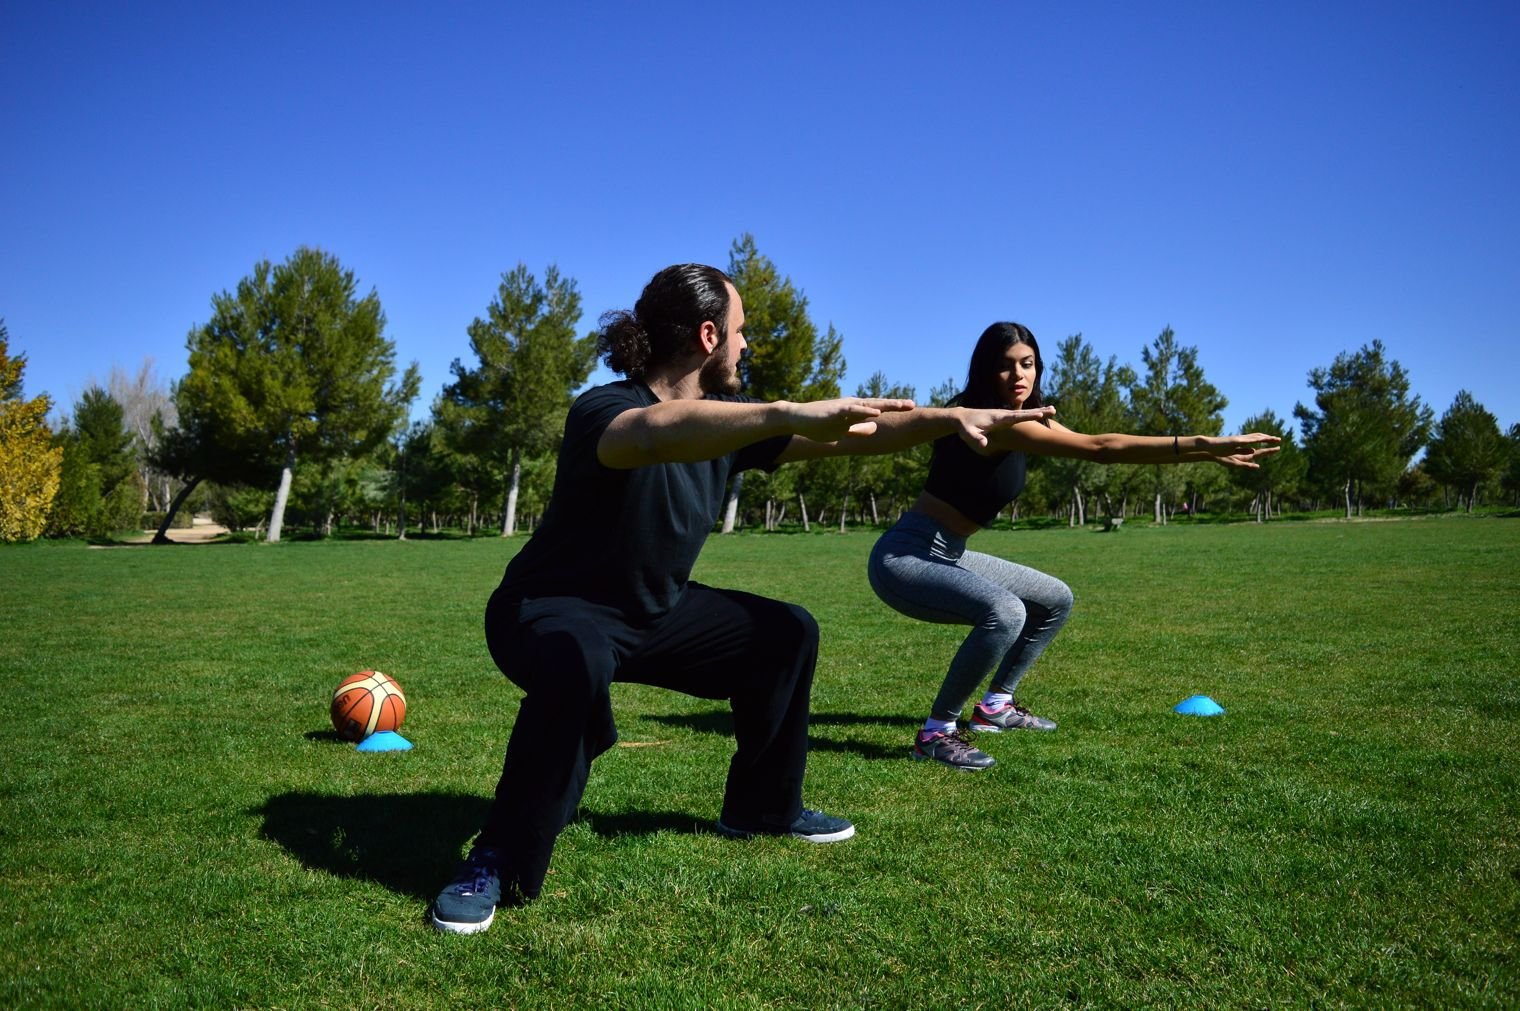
left=2, top=517, right=1517, bottom=1009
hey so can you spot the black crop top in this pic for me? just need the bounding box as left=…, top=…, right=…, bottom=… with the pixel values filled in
left=923, top=434, right=1027, bottom=527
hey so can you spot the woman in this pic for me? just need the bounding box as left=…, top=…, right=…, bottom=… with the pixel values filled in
left=868, top=322, right=1279, bottom=771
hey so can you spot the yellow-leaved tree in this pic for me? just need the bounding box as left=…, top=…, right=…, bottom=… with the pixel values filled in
left=0, top=321, right=62, bottom=542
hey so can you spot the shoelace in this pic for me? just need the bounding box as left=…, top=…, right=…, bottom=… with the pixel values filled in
left=452, top=858, right=496, bottom=895
left=938, top=729, right=981, bottom=752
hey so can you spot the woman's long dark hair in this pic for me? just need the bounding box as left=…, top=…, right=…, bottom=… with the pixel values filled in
left=951, top=322, right=1046, bottom=414
left=598, top=263, right=731, bottom=380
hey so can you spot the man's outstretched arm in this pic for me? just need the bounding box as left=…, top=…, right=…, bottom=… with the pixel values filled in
left=597, top=397, right=916, bottom=469
left=774, top=404, right=1056, bottom=463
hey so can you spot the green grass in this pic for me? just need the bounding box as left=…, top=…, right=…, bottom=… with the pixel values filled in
left=2, top=518, right=1517, bottom=1009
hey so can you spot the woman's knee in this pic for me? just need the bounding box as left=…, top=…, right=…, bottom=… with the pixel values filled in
left=1051, top=579, right=1075, bottom=617
left=982, top=593, right=1027, bottom=634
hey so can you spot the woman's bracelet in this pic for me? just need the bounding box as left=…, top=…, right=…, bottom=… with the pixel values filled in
left=1172, top=435, right=1179, bottom=456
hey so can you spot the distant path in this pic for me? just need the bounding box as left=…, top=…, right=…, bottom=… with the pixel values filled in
left=118, top=516, right=232, bottom=545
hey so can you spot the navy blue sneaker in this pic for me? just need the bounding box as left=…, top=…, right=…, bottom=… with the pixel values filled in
left=715, top=808, right=855, bottom=843
left=430, top=847, right=503, bottom=934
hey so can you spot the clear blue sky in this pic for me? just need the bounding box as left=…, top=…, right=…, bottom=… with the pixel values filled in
left=5, top=1, right=1517, bottom=437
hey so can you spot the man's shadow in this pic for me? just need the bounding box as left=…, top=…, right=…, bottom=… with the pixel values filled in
left=255, top=792, right=710, bottom=897
left=644, top=709, right=918, bottom=760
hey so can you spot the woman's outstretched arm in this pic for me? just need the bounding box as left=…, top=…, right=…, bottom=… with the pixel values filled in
left=987, top=419, right=1280, bottom=467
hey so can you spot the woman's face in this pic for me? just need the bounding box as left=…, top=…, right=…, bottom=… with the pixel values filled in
left=996, top=341, right=1038, bottom=408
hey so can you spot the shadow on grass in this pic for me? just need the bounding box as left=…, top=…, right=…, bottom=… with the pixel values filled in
left=644, top=709, right=917, bottom=761
left=256, top=791, right=489, bottom=899
left=257, top=793, right=716, bottom=898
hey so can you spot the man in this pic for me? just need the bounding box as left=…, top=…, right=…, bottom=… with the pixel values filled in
left=431, top=263, right=1051, bottom=934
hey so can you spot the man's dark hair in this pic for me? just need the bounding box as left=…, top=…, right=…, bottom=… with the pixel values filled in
left=598, top=264, right=732, bottom=380
left=952, top=322, right=1046, bottom=413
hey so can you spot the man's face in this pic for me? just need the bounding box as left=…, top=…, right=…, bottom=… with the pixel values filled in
left=698, top=282, right=747, bottom=395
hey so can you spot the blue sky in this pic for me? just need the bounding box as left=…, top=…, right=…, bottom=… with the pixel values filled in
left=4, top=2, right=1517, bottom=437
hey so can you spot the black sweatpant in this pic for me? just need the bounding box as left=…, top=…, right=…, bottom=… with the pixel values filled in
left=474, top=581, right=820, bottom=901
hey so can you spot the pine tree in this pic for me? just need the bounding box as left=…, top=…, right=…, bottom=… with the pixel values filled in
left=440, top=264, right=595, bottom=535
left=1294, top=341, right=1432, bottom=517
left=722, top=234, right=846, bottom=531
left=1424, top=391, right=1505, bottom=511
left=1128, top=327, right=1226, bottom=523
left=164, top=247, right=419, bottom=542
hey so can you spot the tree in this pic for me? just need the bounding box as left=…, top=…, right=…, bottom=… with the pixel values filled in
left=0, top=322, right=62, bottom=542
left=722, top=234, right=847, bottom=531
left=1424, top=391, right=1505, bottom=512
left=107, top=359, right=177, bottom=513
left=849, top=372, right=920, bottom=526
left=441, top=264, right=596, bottom=536
left=1294, top=341, right=1432, bottom=517
left=1128, top=327, right=1226, bottom=523
left=1502, top=424, right=1520, bottom=507
left=46, top=386, right=143, bottom=537
left=166, top=247, right=420, bottom=542
left=1230, top=410, right=1306, bottom=521
left=1043, top=334, right=1136, bottom=526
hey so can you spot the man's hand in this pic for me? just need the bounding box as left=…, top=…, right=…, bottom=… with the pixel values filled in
left=784, top=397, right=916, bottom=442
left=956, top=405, right=1057, bottom=449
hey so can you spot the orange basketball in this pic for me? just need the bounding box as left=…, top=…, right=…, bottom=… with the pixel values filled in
left=330, top=670, right=407, bottom=741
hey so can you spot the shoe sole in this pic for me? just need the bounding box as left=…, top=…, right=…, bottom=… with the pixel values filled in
left=911, top=750, right=995, bottom=771
left=970, top=720, right=1056, bottom=733
left=715, top=821, right=856, bottom=844
left=793, top=824, right=855, bottom=843
left=431, top=906, right=495, bottom=935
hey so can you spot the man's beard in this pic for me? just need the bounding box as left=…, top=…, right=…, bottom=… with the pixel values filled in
left=698, top=336, right=742, bottom=395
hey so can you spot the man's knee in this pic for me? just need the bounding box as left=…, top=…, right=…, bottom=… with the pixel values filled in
left=783, top=602, right=819, bottom=650
left=515, top=621, right=618, bottom=703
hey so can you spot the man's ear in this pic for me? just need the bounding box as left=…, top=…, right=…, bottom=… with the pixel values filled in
left=697, top=320, right=719, bottom=354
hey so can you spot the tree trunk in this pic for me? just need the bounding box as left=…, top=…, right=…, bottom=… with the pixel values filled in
left=721, top=472, right=744, bottom=533
left=868, top=492, right=879, bottom=526
left=838, top=494, right=849, bottom=533
left=1154, top=491, right=1166, bottom=526
left=798, top=492, right=811, bottom=532
left=776, top=503, right=787, bottom=528
left=502, top=447, right=522, bottom=536
left=397, top=476, right=408, bottom=541
left=151, top=475, right=203, bottom=544
left=267, top=443, right=297, bottom=543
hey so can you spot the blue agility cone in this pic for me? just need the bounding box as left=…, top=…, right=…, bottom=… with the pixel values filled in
left=1173, top=695, right=1225, bottom=717
left=356, top=730, right=413, bottom=751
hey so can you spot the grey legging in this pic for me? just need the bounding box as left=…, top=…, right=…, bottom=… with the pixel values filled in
left=868, top=511, right=1074, bottom=722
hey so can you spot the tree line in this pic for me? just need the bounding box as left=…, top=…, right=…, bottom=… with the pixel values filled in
left=3, top=238, right=1519, bottom=543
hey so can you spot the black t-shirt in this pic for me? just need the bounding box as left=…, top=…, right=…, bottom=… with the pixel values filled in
left=922, top=433, right=1027, bottom=527
left=497, top=380, right=791, bottom=622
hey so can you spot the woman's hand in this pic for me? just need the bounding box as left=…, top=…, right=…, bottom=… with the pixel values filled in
left=1208, top=434, right=1282, bottom=469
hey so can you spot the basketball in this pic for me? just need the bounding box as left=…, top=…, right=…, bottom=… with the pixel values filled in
left=330, top=670, right=407, bottom=741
